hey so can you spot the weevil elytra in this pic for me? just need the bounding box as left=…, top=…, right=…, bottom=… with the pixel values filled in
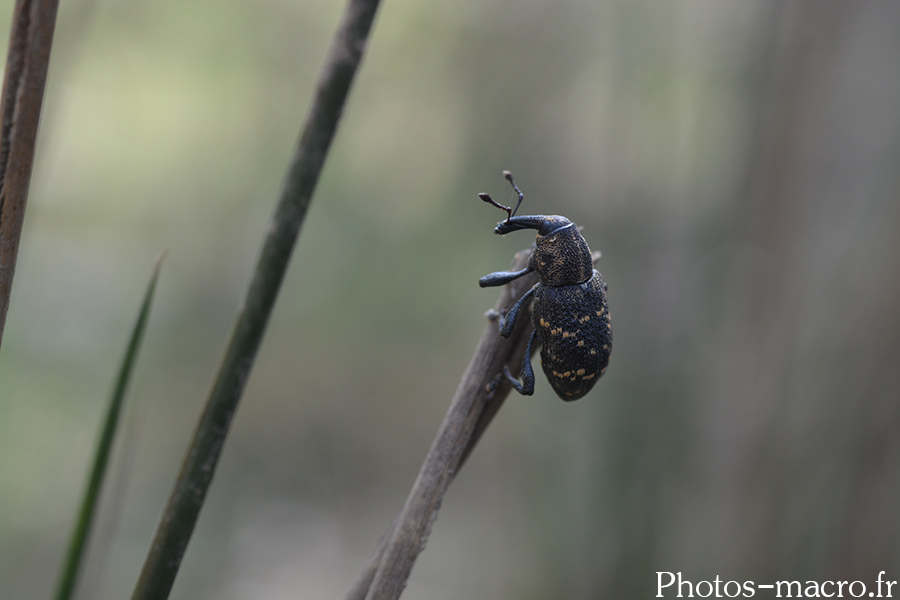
left=479, top=171, right=611, bottom=401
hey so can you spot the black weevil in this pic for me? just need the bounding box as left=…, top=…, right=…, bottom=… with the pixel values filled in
left=479, top=171, right=611, bottom=401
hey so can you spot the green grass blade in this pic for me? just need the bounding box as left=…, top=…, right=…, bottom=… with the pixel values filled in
left=51, top=255, right=164, bottom=600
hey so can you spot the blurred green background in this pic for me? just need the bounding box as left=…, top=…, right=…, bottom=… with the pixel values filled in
left=1, top=1, right=898, bottom=598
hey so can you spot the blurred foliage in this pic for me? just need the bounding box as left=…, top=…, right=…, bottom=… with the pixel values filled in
left=1, top=1, right=898, bottom=599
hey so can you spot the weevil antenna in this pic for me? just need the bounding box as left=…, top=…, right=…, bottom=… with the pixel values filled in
left=478, top=192, right=512, bottom=222
left=503, top=170, right=524, bottom=217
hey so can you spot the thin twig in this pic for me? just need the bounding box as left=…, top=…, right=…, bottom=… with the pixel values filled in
left=129, top=1, right=382, bottom=599
left=343, top=250, right=539, bottom=600
left=0, top=0, right=60, bottom=349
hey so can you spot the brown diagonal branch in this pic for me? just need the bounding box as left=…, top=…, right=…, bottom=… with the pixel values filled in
left=344, top=249, right=539, bottom=600
left=0, top=0, right=60, bottom=349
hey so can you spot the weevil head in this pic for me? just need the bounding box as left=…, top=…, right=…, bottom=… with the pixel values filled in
left=479, top=173, right=594, bottom=286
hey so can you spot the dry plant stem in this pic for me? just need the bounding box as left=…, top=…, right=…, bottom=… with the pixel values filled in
left=344, top=250, right=539, bottom=600
left=0, top=0, right=59, bottom=349
left=129, top=1, right=382, bottom=599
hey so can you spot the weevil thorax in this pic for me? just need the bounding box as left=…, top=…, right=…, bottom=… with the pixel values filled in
left=529, top=216, right=593, bottom=287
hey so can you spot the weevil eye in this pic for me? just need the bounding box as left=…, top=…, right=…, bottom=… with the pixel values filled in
left=537, top=217, right=573, bottom=236
left=539, top=219, right=563, bottom=236
left=538, top=220, right=553, bottom=236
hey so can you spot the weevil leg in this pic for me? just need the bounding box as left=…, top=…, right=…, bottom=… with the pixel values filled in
left=503, top=329, right=537, bottom=396
left=499, top=283, right=537, bottom=338
left=479, top=266, right=533, bottom=288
